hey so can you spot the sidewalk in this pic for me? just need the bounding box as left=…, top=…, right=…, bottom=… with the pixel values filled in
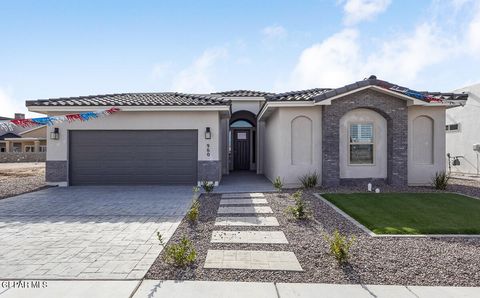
left=1, top=280, right=479, bottom=298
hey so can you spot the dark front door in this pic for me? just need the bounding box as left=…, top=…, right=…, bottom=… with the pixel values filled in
left=233, top=129, right=250, bottom=170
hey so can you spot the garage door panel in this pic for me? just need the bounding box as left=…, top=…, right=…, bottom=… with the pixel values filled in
left=69, top=130, right=198, bottom=185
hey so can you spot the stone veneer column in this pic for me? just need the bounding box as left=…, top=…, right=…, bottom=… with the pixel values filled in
left=46, top=160, right=68, bottom=184
left=321, top=89, right=408, bottom=187
left=198, top=160, right=221, bottom=183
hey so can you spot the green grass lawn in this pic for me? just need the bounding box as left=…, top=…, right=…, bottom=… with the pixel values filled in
left=322, top=192, right=480, bottom=235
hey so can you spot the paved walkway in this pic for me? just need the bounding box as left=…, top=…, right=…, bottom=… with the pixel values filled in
left=214, top=171, right=275, bottom=193
left=3, top=280, right=479, bottom=297
left=0, top=186, right=193, bottom=279
left=204, top=192, right=302, bottom=271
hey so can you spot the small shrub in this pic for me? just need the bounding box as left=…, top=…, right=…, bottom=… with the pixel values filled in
left=186, top=198, right=200, bottom=223
left=324, top=230, right=355, bottom=264
left=201, top=181, right=214, bottom=193
left=192, top=186, right=200, bottom=194
left=157, top=233, right=196, bottom=267
left=299, top=172, right=319, bottom=189
left=432, top=171, right=450, bottom=190
left=286, top=190, right=310, bottom=220
left=273, top=176, right=283, bottom=192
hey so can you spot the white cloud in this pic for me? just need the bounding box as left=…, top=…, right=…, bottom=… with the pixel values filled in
left=289, top=29, right=361, bottom=88
left=261, top=25, right=287, bottom=40
left=287, top=22, right=458, bottom=89
left=0, top=87, right=24, bottom=119
left=343, top=0, right=391, bottom=26
left=171, top=47, right=228, bottom=93
left=151, top=62, right=172, bottom=80
left=467, top=3, right=480, bottom=54
left=365, top=23, right=454, bottom=83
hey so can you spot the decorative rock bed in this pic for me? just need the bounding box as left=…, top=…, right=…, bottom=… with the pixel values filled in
left=146, top=180, right=480, bottom=286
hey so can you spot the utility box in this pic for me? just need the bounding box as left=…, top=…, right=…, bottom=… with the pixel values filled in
left=473, top=144, right=480, bottom=152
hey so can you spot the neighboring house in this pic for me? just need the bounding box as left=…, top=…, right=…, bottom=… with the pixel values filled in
left=446, top=83, right=480, bottom=175
left=25, top=76, right=466, bottom=187
left=0, top=113, right=47, bottom=155
left=3, top=126, right=47, bottom=153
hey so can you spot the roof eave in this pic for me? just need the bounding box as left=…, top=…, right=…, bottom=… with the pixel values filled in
left=27, top=105, right=232, bottom=114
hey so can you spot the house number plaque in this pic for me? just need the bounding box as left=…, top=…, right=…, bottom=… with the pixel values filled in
left=206, top=143, right=211, bottom=157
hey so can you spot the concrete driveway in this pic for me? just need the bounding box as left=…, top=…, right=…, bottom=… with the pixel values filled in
left=0, top=186, right=193, bottom=279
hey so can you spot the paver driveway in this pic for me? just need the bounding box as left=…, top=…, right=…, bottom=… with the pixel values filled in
left=0, top=186, right=192, bottom=279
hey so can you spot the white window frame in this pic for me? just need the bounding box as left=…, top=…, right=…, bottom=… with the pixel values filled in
left=39, top=145, right=47, bottom=152
left=348, top=122, right=375, bottom=166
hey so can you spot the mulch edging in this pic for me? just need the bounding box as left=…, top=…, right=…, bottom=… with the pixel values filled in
left=146, top=184, right=480, bottom=286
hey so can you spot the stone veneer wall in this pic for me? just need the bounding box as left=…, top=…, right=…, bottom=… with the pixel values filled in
left=0, top=153, right=46, bottom=163
left=198, top=160, right=221, bottom=183
left=322, top=89, right=408, bottom=187
left=46, top=160, right=68, bottom=183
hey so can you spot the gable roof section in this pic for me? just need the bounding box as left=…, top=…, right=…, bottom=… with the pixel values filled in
left=0, top=132, right=21, bottom=140
left=212, top=90, right=274, bottom=97
left=26, top=92, right=230, bottom=107
left=263, top=77, right=467, bottom=104
left=311, top=77, right=468, bottom=103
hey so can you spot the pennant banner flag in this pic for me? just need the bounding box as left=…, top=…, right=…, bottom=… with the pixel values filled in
left=0, top=107, right=120, bottom=131
left=377, top=81, right=443, bottom=103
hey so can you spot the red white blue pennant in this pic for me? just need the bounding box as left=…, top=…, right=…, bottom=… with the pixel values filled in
left=0, top=107, right=120, bottom=131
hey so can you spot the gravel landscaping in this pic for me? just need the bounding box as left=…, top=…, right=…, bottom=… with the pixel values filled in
left=146, top=179, right=480, bottom=286
left=0, top=162, right=47, bottom=200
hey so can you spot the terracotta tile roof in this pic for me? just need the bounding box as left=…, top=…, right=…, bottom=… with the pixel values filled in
left=265, top=88, right=332, bottom=101
left=266, top=77, right=467, bottom=103
left=26, top=92, right=230, bottom=107
left=212, top=90, right=274, bottom=97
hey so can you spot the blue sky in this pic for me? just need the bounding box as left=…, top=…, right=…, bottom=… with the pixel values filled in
left=1, top=0, right=479, bottom=117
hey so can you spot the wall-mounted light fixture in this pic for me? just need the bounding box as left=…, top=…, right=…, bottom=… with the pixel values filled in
left=205, top=127, right=211, bottom=140
left=50, top=127, right=60, bottom=140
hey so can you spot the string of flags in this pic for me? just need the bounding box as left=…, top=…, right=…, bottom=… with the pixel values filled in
left=0, top=107, right=120, bottom=131
left=377, top=82, right=443, bottom=103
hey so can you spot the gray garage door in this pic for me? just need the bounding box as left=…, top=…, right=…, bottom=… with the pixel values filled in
left=69, top=130, right=198, bottom=185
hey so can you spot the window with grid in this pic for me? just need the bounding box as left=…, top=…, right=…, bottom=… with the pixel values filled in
left=349, top=123, right=374, bottom=164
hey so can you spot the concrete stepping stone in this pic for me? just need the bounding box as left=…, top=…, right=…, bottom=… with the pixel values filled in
left=217, top=206, right=273, bottom=214
left=204, top=250, right=303, bottom=271
left=215, top=216, right=279, bottom=227
left=211, top=231, right=288, bottom=244
left=219, top=198, right=268, bottom=205
left=221, top=193, right=265, bottom=199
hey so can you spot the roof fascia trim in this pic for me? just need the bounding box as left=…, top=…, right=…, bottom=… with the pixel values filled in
left=27, top=105, right=231, bottom=113
left=257, top=101, right=315, bottom=121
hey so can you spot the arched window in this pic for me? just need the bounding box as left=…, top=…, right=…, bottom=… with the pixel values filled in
left=230, top=120, right=253, bottom=128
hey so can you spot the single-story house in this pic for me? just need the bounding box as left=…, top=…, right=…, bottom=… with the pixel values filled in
left=1, top=126, right=47, bottom=153
left=25, top=76, right=467, bottom=187
left=0, top=113, right=47, bottom=154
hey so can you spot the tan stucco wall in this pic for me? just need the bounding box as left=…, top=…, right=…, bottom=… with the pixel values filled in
left=46, top=111, right=221, bottom=162
left=263, top=106, right=322, bottom=187
left=339, top=108, right=388, bottom=179
left=21, top=126, right=47, bottom=138
left=408, top=106, right=446, bottom=185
